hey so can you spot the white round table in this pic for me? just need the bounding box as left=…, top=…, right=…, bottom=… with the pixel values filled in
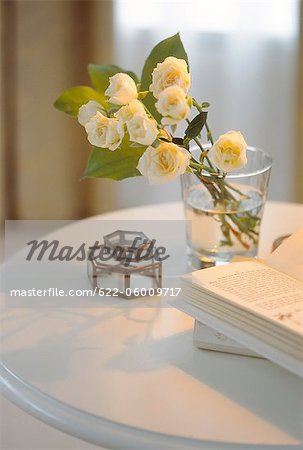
left=1, top=201, right=303, bottom=450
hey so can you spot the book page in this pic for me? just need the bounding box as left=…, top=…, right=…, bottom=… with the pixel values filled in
left=266, top=227, right=303, bottom=282
left=191, top=261, right=303, bottom=335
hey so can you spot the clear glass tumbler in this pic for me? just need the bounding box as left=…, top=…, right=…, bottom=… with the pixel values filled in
left=181, top=145, right=272, bottom=269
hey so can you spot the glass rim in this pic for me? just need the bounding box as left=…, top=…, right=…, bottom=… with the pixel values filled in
left=191, top=144, right=272, bottom=179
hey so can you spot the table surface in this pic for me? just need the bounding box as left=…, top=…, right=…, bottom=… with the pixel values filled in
left=1, top=201, right=303, bottom=450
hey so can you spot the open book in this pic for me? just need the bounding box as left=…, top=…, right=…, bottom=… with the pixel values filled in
left=174, top=227, right=303, bottom=378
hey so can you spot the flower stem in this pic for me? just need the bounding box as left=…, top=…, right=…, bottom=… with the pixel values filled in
left=189, top=161, right=218, bottom=175
left=185, top=118, right=215, bottom=171
left=205, top=121, right=214, bottom=145
left=186, top=98, right=260, bottom=251
left=192, top=98, right=214, bottom=145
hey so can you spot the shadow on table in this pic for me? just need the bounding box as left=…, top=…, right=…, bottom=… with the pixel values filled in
left=105, top=327, right=303, bottom=443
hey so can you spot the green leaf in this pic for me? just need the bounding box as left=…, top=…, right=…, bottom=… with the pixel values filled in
left=129, top=142, right=146, bottom=148
left=88, top=64, right=139, bottom=93
left=140, top=33, right=189, bottom=122
left=138, top=90, right=149, bottom=100
left=184, top=112, right=207, bottom=140
left=54, top=86, right=106, bottom=117
left=82, top=137, right=145, bottom=180
left=140, top=92, right=162, bottom=123
left=172, top=137, right=185, bottom=146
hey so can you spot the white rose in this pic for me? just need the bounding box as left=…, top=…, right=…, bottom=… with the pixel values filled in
left=85, top=111, right=124, bottom=151
left=149, top=56, right=191, bottom=99
left=126, top=113, right=158, bottom=146
left=78, top=100, right=103, bottom=126
left=155, top=86, right=190, bottom=125
left=137, top=142, right=190, bottom=184
left=212, top=130, right=247, bottom=173
left=105, top=73, right=138, bottom=105
left=116, top=99, right=146, bottom=123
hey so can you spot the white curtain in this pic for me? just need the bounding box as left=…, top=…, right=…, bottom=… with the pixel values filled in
left=112, top=0, right=300, bottom=208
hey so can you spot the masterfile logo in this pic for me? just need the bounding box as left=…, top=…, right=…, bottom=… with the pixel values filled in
left=26, top=233, right=170, bottom=266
